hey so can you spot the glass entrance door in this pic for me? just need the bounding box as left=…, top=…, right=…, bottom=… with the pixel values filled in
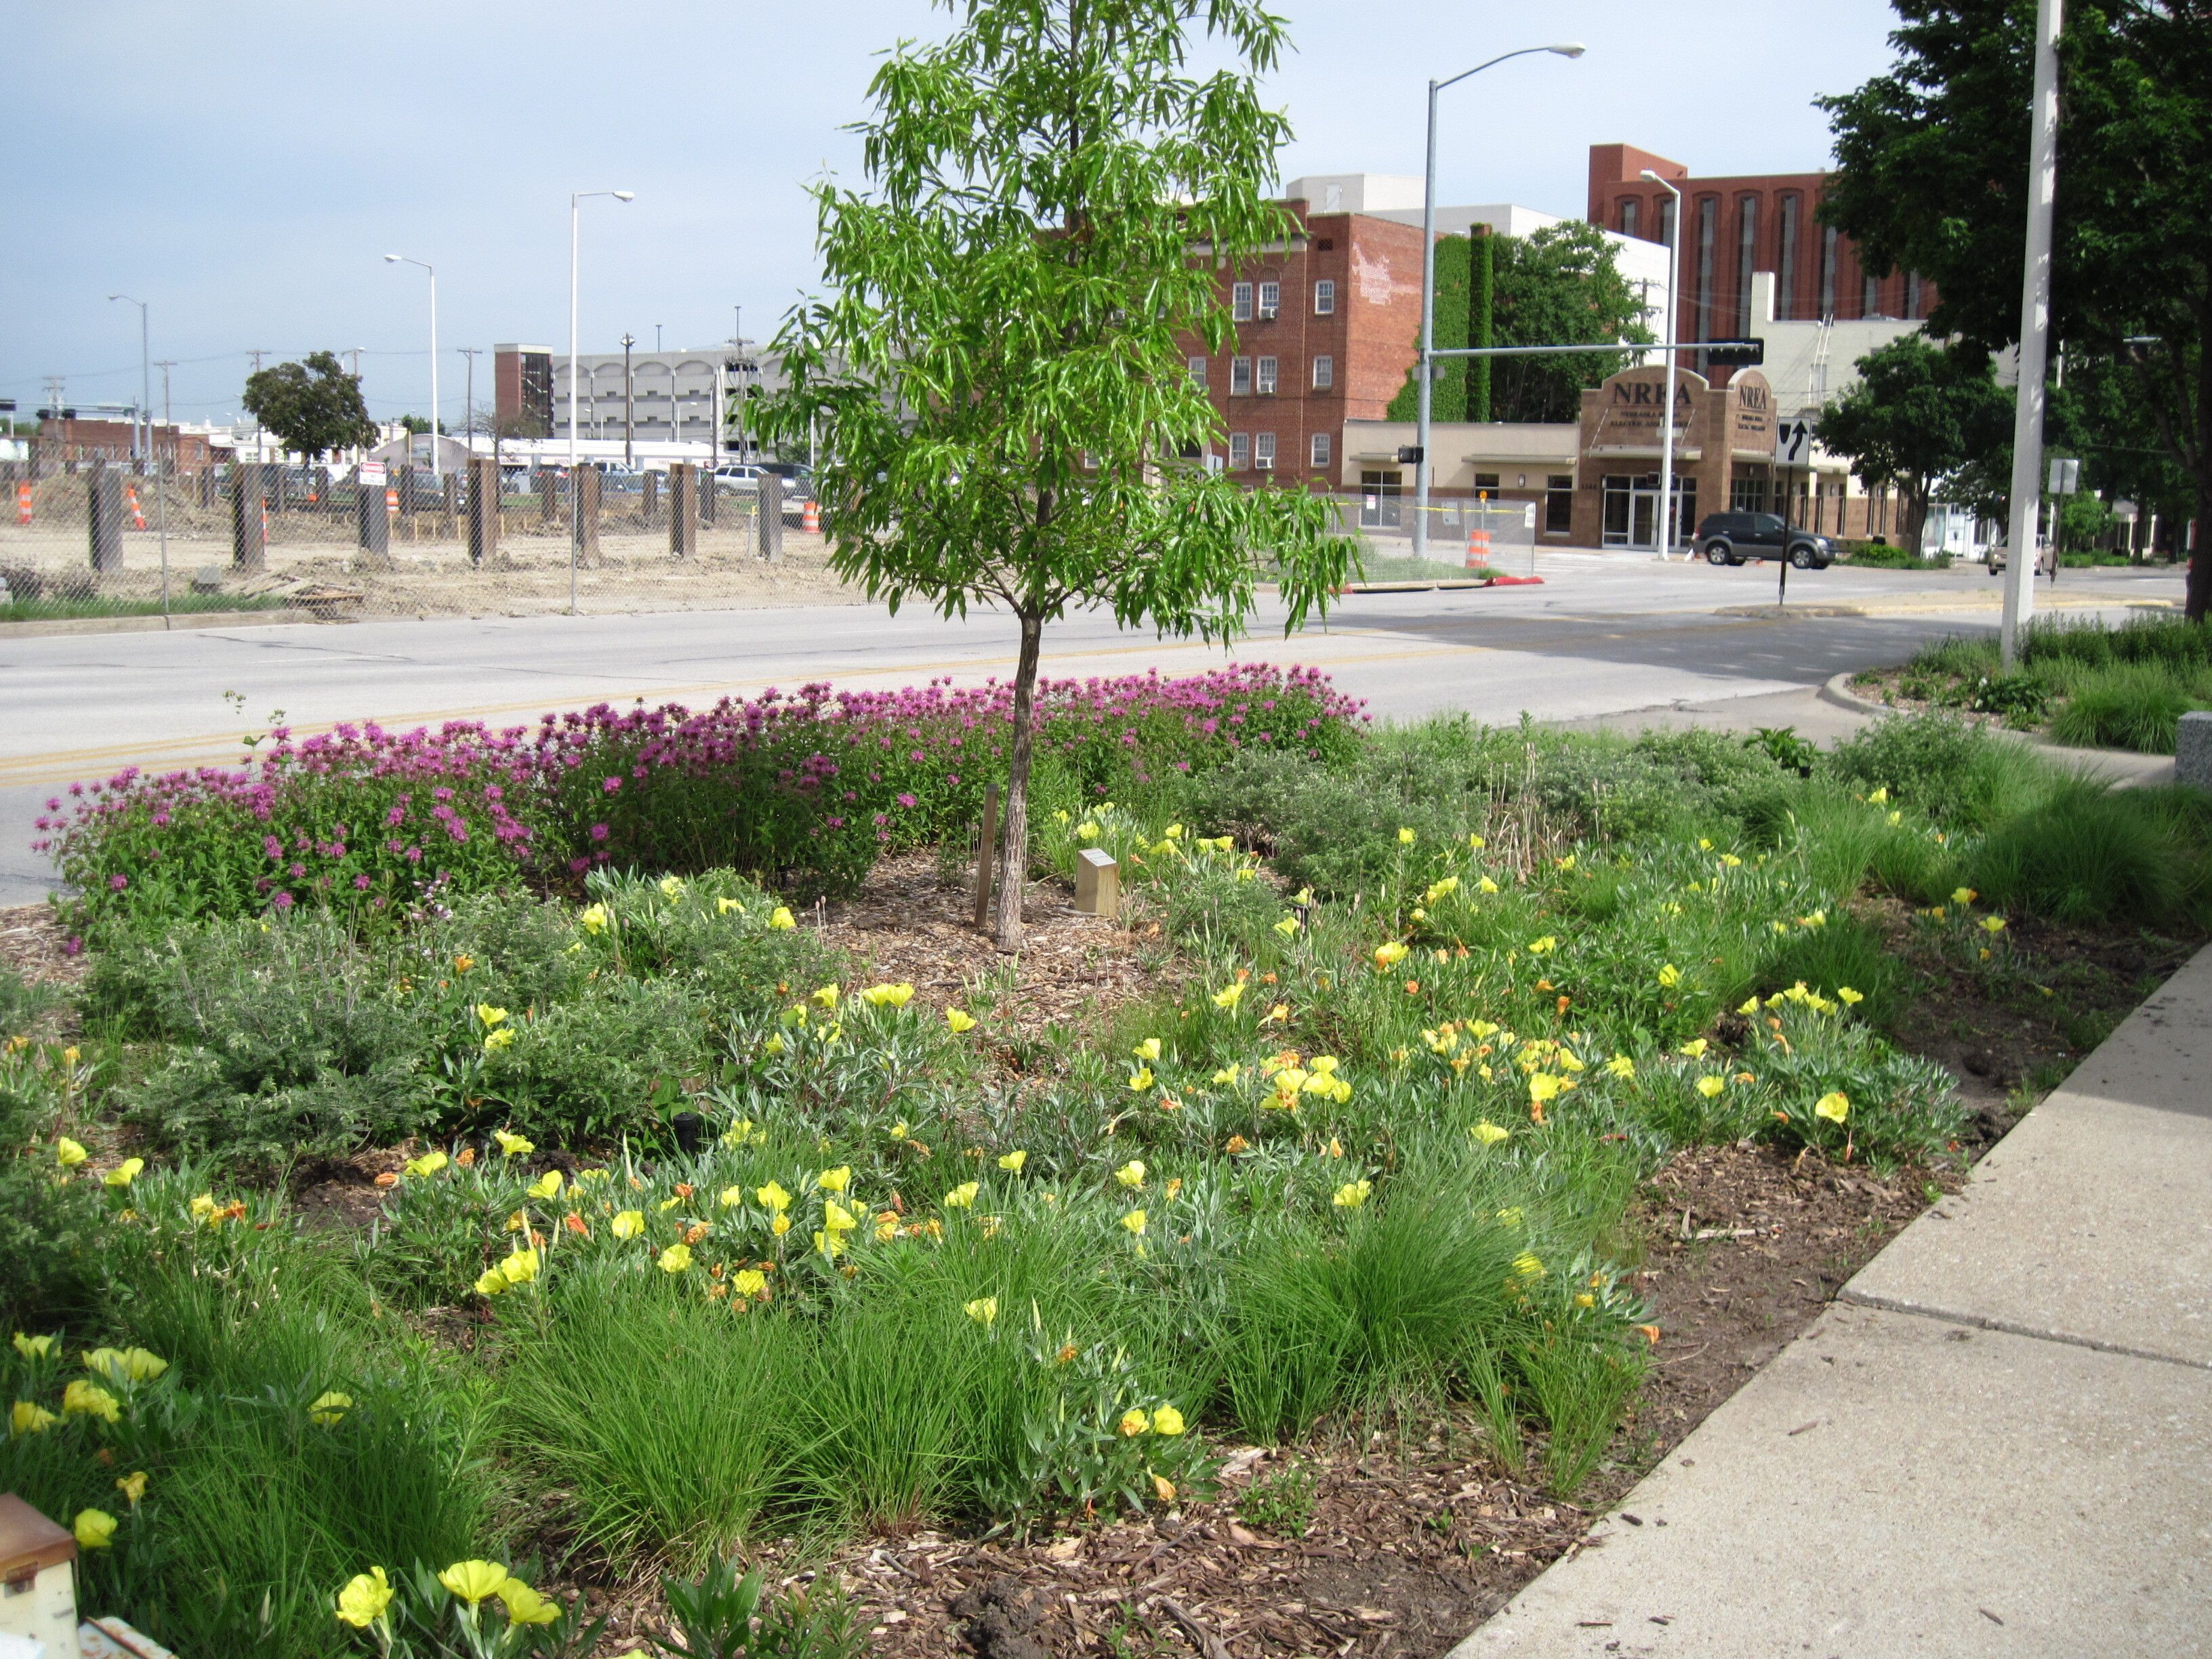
left=1603, top=474, right=1698, bottom=550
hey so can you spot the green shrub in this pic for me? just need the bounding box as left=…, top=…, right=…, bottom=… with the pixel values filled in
left=2045, top=661, right=2212, bottom=754
left=1823, top=713, right=2056, bottom=832
left=0, top=1156, right=113, bottom=1332
left=1967, top=781, right=2208, bottom=930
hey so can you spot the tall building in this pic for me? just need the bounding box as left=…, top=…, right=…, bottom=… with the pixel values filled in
left=494, top=343, right=783, bottom=455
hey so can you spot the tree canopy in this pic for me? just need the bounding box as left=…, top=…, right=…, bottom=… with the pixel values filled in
left=1816, top=335, right=2011, bottom=552
left=1387, top=222, right=1653, bottom=426
left=1820, top=0, right=2212, bottom=614
left=760, top=0, right=1352, bottom=949
left=241, top=352, right=377, bottom=461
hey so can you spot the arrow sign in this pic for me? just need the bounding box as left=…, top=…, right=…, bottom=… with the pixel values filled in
left=1774, top=418, right=1812, bottom=465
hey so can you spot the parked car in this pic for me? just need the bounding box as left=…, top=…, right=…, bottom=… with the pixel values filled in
left=1696, top=512, right=1835, bottom=569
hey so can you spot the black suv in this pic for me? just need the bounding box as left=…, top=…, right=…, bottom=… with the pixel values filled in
left=1696, top=512, right=1835, bottom=569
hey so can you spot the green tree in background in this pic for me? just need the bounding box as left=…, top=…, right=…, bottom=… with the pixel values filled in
left=760, top=0, right=1352, bottom=951
left=240, top=352, right=377, bottom=461
left=1816, top=335, right=2012, bottom=554
left=1820, top=0, right=2212, bottom=617
left=1389, top=222, right=1650, bottom=425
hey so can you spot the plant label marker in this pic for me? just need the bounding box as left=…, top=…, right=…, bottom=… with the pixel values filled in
left=973, top=783, right=1000, bottom=931
left=1075, top=848, right=1120, bottom=918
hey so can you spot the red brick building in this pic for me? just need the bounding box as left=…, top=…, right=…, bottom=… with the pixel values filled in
left=1182, top=198, right=1425, bottom=489
left=36, top=417, right=216, bottom=471
left=1586, top=144, right=1933, bottom=347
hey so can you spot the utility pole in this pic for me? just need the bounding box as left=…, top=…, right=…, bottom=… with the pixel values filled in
left=246, top=350, right=268, bottom=462
left=155, top=361, right=175, bottom=428
left=621, top=333, right=636, bottom=467
left=2000, top=0, right=2062, bottom=668
left=459, top=346, right=481, bottom=453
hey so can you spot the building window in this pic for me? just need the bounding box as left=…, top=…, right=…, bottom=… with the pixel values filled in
left=1255, top=356, right=1278, bottom=394
left=1906, top=271, right=1924, bottom=319
left=1229, top=432, right=1250, bottom=469
left=1230, top=356, right=1252, bottom=396
left=1187, top=356, right=1208, bottom=388
left=1358, top=468, right=1402, bottom=529
left=1657, top=192, right=1677, bottom=253
left=1736, top=196, right=1759, bottom=338
left=1310, top=432, right=1332, bottom=468
left=1862, top=272, right=1881, bottom=319
left=1694, top=197, right=1717, bottom=352
left=1820, top=225, right=1839, bottom=320
left=1472, top=472, right=1501, bottom=495
left=1254, top=432, right=1276, bottom=470
left=1257, top=281, right=1280, bottom=320
left=1313, top=279, right=1335, bottom=315
left=1776, top=193, right=1799, bottom=322
left=1618, top=197, right=1639, bottom=238
left=1232, top=281, right=1253, bottom=323
left=1545, top=474, right=1574, bottom=535
left=1311, top=354, right=1334, bottom=390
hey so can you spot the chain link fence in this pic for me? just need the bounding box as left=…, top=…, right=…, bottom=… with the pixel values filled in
left=0, top=459, right=842, bottom=621
left=1325, top=491, right=1542, bottom=580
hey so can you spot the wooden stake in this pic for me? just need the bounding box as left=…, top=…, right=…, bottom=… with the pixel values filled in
left=972, top=783, right=1000, bottom=930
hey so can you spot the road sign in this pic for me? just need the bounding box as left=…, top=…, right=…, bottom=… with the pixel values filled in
left=359, top=461, right=387, bottom=486
left=1706, top=338, right=1765, bottom=367
left=1774, top=417, right=1812, bottom=465
left=2047, top=456, right=2080, bottom=495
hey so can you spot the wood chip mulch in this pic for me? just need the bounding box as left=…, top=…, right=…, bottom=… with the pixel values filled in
left=0, top=901, right=81, bottom=991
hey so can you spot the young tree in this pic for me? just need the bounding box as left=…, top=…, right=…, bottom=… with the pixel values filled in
left=760, top=0, right=1352, bottom=951
left=1820, top=0, right=2212, bottom=617
left=1816, top=335, right=2011, bottom=554
left=1386, top=222, right=1652, bottom=425
left=241, top=351, right=377, bottom=461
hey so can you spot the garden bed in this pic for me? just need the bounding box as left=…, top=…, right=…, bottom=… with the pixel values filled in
left=8, top=672, right=2212, bottom=1659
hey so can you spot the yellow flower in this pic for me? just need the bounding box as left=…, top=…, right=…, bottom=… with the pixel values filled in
left=943, top=1181, right=980, bottom=1210
left=1576, top=1292, right=1596, bottom=1309
left=964, top=1296, right=998, bottom=1326
left=1332, top=1179, right=1372, bottom=1209
left=1397, top=827, right=1416, bottom=845
left=336, top=1567, right=394, bottom=1629
left=1127, top=1066, right=1154, bottom=1091
left=997, top=1150, right=1027, bottom=1173
left=1814, top=1090, right=1851, bottom=1124
left=657, top=1195, right=682, bottom=1212
left=816, top=1166, right=851, bottom=1193
left=527, top=1170, right=562, bottom=1201
left=74, top=1509, right=117, bottom=1550
left=1374, top=941, right=1409, bottom=970
left=611, top=1210, right=644, bottom=1239
left=1115, top=1160, right=1147, bottom=1189
left=860, top=982, right=916, bottom=1008
left=1952, top=887, right=1977, bottom=905
left=715, top=1185, right=745, bottom=1210
left=1528, top=1073, right=1563, bottom=1104
left=1496, top=1206, right=1525, bottom=1228
left=102, top=1158, right=144, bottom=1189
left=1263, top=1002, right=1290, bottom=1023
left=657, top=875, right=684, bottom=900
left=1512, top=1252, right=1543, bottom=1278
left=756, top=1181, right=792, bottom=1212
left=11, top=1332, right=56, bottom=1360
left=813, top=1228, right=842, bottom=1260
left=579, top=901, right=610, bottom=935
left=768, top=906, right=796, bottom=930
left=1210, top=981, right=1246, bottom=1011
left=1273, top=916, right=1300, bottom=937
left=475, top=1267, right=510, bottom=1296
left=404, top=1151, right=449, bottom=1179
left=499, top=1248, right=539, bottom=1286
left=308, top=1391, right=353, bottom=1427
left=717, top=896, right=743, bottom=915
left=1121, top=1208, right=1147, bottom=1236
left=1696, top=1075, right=1727, bottom=1099
left=494, top=1130, right=534, bottom=1158
left=56, top=1137, right=87, bottom=1169
left=1887, top=810, right=1903, bottom=826
left=1151, top=1404, right=1185, bottom=1436
left=1837, top=987, right=1864, bottom=1006
left=1425, top=876, right=1460, bottom=903
left=1075, top=820, right=1100, bottom=840
left=1677, top=1038, right=1708, bottom=1059
left=483, top=1027, right=516, bottom=1054
left=1981, top=916, right=2007, bottom=935
left=1527, top=936, right=1556, bottom=956
left=1119, top=1408, right=1151, bottom=1436
left=474, top=1003, right=509, bottom=1031
left=771, top=1213, right=792, bottom=1237
left=1471, top=1121, right=1510, bottom=1145
left=1604, top=1054, right=1635, bottom=1080
left=1210, top=1063, right=1242, bottom=1086
left=12, top=1400, right=58, bottom=1435
left=83, top=1347, right=166, bottom=1385
left=946, top=1008, right=977, bottom=1033
left=1477, top=876, right=1500, bottom=894
left=1657, top=964, right=1681, bottom=988
left=438, top=1560, right=510, bottom=1605
left=658, top=1244, right=693, bottom=1273
left=733, top=1269, right=768, bottom=1298
left=1127, top=1037, right=1164, bottom=1065
left=823, top=1200, right=858, bottom=1233
left=498, top=1579, right=561, bottom=1626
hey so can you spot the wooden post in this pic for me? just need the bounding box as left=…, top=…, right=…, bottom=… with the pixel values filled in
left=1074, top=847, right=1120, bottom=918
left=466, top=457, right=499, bottom=568
left=668, top=464, right=698, bottom=559
left=972, top=783, right=1000, bottom=930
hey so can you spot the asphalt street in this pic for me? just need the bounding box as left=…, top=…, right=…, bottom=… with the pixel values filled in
left=1, top=552, right=2184, bottom=904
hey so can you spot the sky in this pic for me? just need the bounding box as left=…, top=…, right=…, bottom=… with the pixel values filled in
left=2, top=0, right=1906, bottom=431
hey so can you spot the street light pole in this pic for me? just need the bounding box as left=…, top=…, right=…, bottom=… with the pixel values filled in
left=2001, top=0, right=2063, bottom=670
left=106, top=293, right=170, bottom=628
left=567, top=188, right=636, bottom=612
left=384, top=255, right=440, bottom=478
left=1642, top=169, right=1684, bottom=559
left=621, top=333, right=636, bottom=468
left=457, top=346, right=480, bottom=455
left=1414, top=42, right=1584, bottom=560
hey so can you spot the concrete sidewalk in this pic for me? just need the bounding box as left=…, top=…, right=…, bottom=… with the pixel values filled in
left=1452, top=947, right=2212, bottom=1658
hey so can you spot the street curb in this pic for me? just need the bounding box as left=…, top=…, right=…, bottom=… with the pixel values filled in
left=0, top=609, right=321, bottom=641
left=1818, top=670, right=1891, bottom=718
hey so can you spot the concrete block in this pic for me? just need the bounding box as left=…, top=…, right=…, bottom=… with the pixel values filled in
left=2178, top=710, right=2212, bottom=791
left=1075, top=847, right=1120, bottom=916
left=1454, top=1303, right=2212, bottom=1659
left=1843, top=945, right=2212, bottom=1367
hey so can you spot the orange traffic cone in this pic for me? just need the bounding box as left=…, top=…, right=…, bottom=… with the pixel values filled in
left=126, top=484, right=148, bottom=530
left=15, top=483, right=29, bottom=525
left=1465, top=528, right=1491, bottom=569
left=802, top=499, right=820, bottom=533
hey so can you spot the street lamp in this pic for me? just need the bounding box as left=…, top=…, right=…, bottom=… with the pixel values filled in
left=1412, top=42, right=1584, bottom=559
left=568, top=190, right=636, bottom=474
left=384, top=254, right=440, bottom=478
left=107, top=293, right=172, bottom=627
left=1641, top=169, right=1684, bottom=558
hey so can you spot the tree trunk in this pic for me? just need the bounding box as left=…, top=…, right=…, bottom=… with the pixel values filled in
left=993, top=609, right=1046, bottom=952
left=1902, top=478, right=1929, bottom=559
left=2189, top=476, right=2210, bottom=623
